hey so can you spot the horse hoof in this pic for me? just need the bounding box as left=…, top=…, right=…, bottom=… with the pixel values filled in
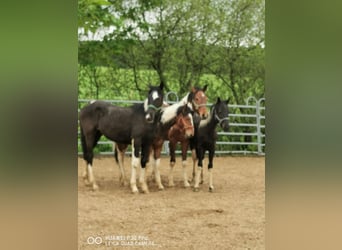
left=168, top=183, right=175, bottom=188
left=158, top=185, right=165, bottom=191
left=142, top=189, right=150, bottom=194
left=193, top=187, right=200, bottom=192
left=92, top=184, right=99, bottom=191
left=131, top=186, right=139, bottom=194
left=184, top=182, right=191, bottom=188
left=200, top=180, right=204, bottom=184
left=209, top=187, right=214, bottom=192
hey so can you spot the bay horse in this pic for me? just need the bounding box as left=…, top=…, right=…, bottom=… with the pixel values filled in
left=115, top=85, right=208, bottom=192
left=167, top=105, right=195, bottom=187
left=79, top=83, right=164, bottom=193
left=191, top=97, right=230, bottom=192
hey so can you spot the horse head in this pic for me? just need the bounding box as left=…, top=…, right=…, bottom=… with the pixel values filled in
left=188, top=85, right=208, bottom=120
left=144, top=82, right=164, bottom=123
left=176, top=105, right=194, bottom=138
left=213, top=97, right=230, bottom=131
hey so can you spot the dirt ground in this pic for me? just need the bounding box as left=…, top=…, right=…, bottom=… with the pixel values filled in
left=78, top=156, right=265, bottom=250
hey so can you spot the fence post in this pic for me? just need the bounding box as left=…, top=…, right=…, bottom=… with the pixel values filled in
left=256, top=100, right=262, bottom=155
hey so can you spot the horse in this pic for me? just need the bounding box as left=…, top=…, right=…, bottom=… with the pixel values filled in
left=115, top=85, right=208, bottom=192
left=150, top=85, right=208, bottom=190
left=167, top=105, right=195, bottom=187
left=191, top=97, right=230, bottom=192
left=79, top=83, right=164, bottom=193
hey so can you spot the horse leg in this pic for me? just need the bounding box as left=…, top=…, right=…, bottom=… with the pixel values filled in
left=130, top=139, right=140, bottom=194
left=80, top=127, right=89, bottom=183
left=115, top=143, right=128, bottom=186
left=139, top=142, right=150, bottom=194
left=208, top=148, right=215, bottom=192
left=168, top=140, right=176, bottom=187
left=200, top=164, right=204, bottom=184
left=82, top=130, right=100, bottom=191
left=147, top=149, right=154, bottom=181
left=181, top=141, right=190, bottom=188
left=153, top=143, right=164, bottom=190
left=191, top=149, right=197, bottom=183
left=193, top=148, right=204, bottom=192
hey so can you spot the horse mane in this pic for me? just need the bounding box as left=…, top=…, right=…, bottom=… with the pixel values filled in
left=176, top=104, right=192, bottom=116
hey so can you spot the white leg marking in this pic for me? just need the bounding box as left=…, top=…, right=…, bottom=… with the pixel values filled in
left=208, top=168, right=214, bottom=192
left=193, top=167, right=202, bottom=191
left=200, top=159, right=205, bottom=184
left=130, top=140, right=139, bottom=193
left=182, top=160, right=190, bottom=187
left=154, top=158, right=164, bottom=190
left=130, top=156, right=139, bottom=193
left=139, top=167, right=149, bottom=193
left=168, top=162, right=175, bottom=187
left=87, top=164, right=98, bottom=191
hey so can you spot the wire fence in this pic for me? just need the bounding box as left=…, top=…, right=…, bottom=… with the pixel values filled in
left=77, top=94, right=265, bottom=156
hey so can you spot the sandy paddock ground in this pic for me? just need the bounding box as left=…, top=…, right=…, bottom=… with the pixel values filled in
left=78, top=156, right=265, bottom=250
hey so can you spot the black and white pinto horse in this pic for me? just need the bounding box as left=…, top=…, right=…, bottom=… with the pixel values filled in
left=191, top=97, right=230, bottom=192
left=79, top=83, right=164, bottom=193
left=115, top=85, right=208, bottom=192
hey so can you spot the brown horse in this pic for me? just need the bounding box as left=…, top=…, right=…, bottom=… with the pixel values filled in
left=149, top=85, right=208, bottom=190
left=115, top=86, right=208, bottom=192
left=168, top=105, right=195, bottom=187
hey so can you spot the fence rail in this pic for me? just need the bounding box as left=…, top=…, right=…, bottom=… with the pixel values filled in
left=77, top=95, right=265, bottom=156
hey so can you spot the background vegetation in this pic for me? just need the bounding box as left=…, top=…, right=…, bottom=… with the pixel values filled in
left=78, top=0, right=265, bottom=154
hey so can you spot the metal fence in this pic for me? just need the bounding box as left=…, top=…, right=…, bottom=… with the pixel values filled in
left=77, top=94, right=265, bottom=156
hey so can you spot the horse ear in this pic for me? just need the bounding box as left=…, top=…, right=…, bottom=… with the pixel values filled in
left=190, top=86, right=196, bottom=93
left=159, top=81, right=164, bottom=90
left=226, top=97, right=231, bottom=104
left=202, top=84, right=208, bottom=92
left=217, top=97, right=221, bottom=103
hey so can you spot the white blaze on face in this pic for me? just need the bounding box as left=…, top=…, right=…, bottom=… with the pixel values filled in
left=144, top=99, right=148, bottom=112
left=144, top=99, right=152, bottom=121
left=188, top=113, right=194, bottom=128
left=152, top=91, right=159, bottom=100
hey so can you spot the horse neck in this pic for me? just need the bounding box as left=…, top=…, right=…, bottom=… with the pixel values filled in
left=199, top=107, right=218, bottom=129
left=160, top=93, right=190, bottom=124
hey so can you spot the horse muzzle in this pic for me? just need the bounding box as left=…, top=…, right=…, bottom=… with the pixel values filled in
left=185, top=129, right=194, bottom=138
left=199, top=108, right=208, bottom=119
left=221, top=121, right=229, bottom=132
left=145, top=113, right=154, bottom=123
